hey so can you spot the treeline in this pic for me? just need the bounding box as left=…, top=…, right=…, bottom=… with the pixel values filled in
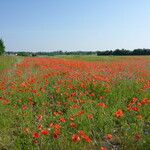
left=6, top=49, right=150, bottom=57
left=97, top=49, right=150, bottom=56
left=6, top=51, right=97, bottom=56
left=36, top=51, right=97, bottom=56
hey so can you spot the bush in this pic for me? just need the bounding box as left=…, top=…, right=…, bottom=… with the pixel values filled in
left=17, top=52, right=31, bottom=56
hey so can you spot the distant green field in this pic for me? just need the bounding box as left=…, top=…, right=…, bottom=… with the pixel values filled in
left=53, top=55, right=116, bottom=61
left=52, top=55, right=150, bottom=61
left=0, top=56, right=17, bottom=71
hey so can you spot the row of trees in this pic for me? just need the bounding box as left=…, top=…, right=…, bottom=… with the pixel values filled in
left=97, top=49, right=150, bottom=56
left=6, top=51, right=97, bottom=56
left=6, top=49, right=150, bottom=57
left=1, top=38, right=150, bottom=56
left=0, top=39, right=5, bottom=55
left=36, top=51, right=97, bottom=56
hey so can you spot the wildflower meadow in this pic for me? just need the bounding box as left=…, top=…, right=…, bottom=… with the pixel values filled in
left=0, top=56, right=150, bottom=150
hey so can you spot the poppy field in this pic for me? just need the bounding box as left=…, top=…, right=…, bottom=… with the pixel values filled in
left=0, top=56, right=150, bottom=150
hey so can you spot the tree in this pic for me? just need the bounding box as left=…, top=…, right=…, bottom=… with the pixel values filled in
left=0, top=39, right=5, bottom=55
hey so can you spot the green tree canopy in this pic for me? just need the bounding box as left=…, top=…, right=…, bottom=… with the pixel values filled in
left=0, top=39, right=5, bottom=55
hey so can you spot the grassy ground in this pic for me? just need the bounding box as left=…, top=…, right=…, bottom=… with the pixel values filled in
left=53, top=55, right=150, bottom=62
left=0, top=56, right=150, bottom=150
left=0, top=56, right=17, bottom=71
left=53, top=55, right=117, bottom=61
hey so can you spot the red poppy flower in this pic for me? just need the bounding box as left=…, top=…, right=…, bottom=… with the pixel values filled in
left=60, top=118, right=66, bottom=123
left=54, top=124, right=61, bottom=129
left=54, top=129, right=61, bottom=135
left=33, top=140, right=39, bottom=144
left=97, top=102, right=108, bottom=108
left=72, top=134, right=80, bottom=142
left=38, top=125, right=43, bottom=130
left=135, top=133, right=141, bottom=141
left=33, top=132, right=40, bottom=138
left=115, top=109, right=124, bottom=118
left=79, top=131, right=92, bottom=143
left=87, top=114, right=93, bottom=119
left=41, top=130, right=49, bottom=135
left=69, top=117, right=74, bottom=121
left=53, top=133, right=59, bottom=139
left=37, top=115, right=43, bottom=121
left=131, top=97, right=138, bottom=104
left=21, top=82, right=27, bottom=87
left=100, top=147, right=108, bottom=150
left=23, top=128, right=30, bottom=134
left=106, top=134, right=112, bottom=140
left=22, top=105, right=27, bottom=110
left=70, top=123, right=77, bottom=128
left=132, top=107, right=139, bottom=112
left=49, top=123, right=54, bottom=128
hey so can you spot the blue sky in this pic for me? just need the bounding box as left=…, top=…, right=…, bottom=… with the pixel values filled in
left=1, top=0, right=150, bottom=51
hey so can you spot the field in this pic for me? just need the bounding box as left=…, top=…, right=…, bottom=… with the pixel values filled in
left=0, top=56, right=16, bottom=71
left=0, top=56, right=150, bottom=150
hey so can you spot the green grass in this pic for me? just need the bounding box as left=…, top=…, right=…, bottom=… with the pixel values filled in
left=52, top=55, right=116, bottom=61
left=53, top=55, right=150, bottom=62
left=0, top=56, right=17, bottom=71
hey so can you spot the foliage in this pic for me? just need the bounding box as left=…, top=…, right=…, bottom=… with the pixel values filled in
left=17, top=52, right=31, bottom=56
left=97, top=49, right=150, bottom=56
left=0, top=39, right=5, bottom=55
left=6, top=51, right=97, bottom=56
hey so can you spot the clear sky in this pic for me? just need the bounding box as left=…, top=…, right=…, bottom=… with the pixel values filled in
left=1, top=0, right=150, bottom=52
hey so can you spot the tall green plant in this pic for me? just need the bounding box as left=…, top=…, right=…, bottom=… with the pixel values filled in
left=0, top=39, right=5, bottom=55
